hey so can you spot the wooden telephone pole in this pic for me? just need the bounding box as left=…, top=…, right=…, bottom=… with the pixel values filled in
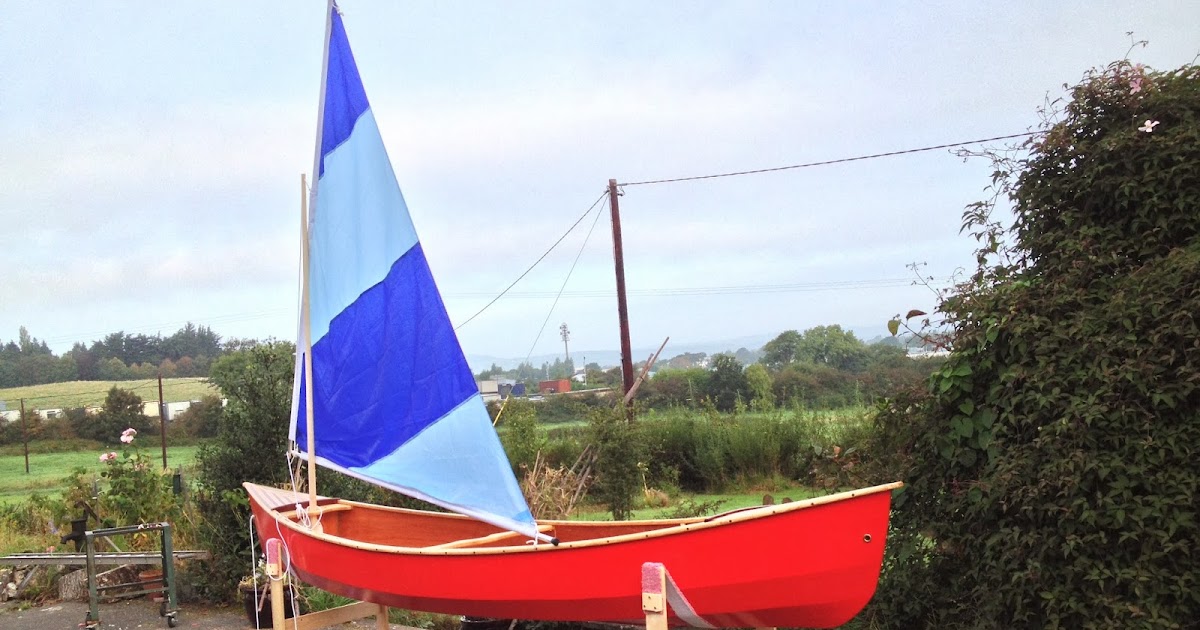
left=608, top=179, right=635, bottom=401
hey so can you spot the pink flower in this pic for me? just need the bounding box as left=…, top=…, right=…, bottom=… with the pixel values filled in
left=1130, top=76, right=1142, bottom=94
left=1138, top=119, right=1160, bottom=133
left=99, top=452, right=117, bottom=462
left=120, top=433, right=135, bottom=444
left=121, top=427, right=137, bottom=437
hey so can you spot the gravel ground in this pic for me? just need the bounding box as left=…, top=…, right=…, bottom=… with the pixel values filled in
left=0, top=597, right=406, bottom=629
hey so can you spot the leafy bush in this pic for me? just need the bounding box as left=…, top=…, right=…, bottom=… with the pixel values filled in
left=173, top=395, right=223, bottom=438
left=95, top=429, right=181, bottom=546
left=866, top=61, right=1200, bottom=628
left=498, top=399, right=545, bottom=473
left=587, top=407, right=644, bottom=520
left=192, top=342, right=296, bottom=599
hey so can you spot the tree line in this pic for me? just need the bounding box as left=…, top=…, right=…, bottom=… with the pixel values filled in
left=0, top=323, right=238, bottom=388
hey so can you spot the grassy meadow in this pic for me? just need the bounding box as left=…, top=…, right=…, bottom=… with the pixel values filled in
left=0, top=444, right=202, bottom=505
left=0, top=377, right=217, bottom=410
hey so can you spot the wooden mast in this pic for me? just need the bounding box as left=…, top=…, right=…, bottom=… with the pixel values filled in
left=301, top=173, right=319, bottom=521
left=608, top=179, right=635, bottom=401
left=300, top=0, right=335, bottom=527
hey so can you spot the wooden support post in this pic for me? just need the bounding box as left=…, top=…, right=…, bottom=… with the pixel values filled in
left=376, top=604, right=389, bottom=629
left=642, top=563, right=668, bottom=630
left=266, top=539, right=287, bottom=630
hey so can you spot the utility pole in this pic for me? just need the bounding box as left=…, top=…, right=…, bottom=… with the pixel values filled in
left=560, top=323, right=571, bottom=362
left=158, top=374, right=168, bottom=469
left=20, top=398, right=28, bottom=474
left=608, top=179, right=635, bottom=400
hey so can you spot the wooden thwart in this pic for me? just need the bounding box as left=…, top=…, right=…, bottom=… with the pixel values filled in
left=428, top=524, right=555, bottom=550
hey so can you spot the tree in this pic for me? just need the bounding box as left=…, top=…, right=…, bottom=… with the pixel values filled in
left=97, top=357, right=131, bottom=381
left=867, top=61, right=1200, bottom=628
left=706, top=354, right=748, bottom=412
left=82, top=387, right=153, bottom=443
left=761, top=330, right=802, bottom=370
left=793, top=325, right=868, bottom=372
left=743, top=363, right=774, bottom=410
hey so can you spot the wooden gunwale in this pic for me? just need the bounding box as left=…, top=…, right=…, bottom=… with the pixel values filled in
left=248, top=481, right=902, bottom=556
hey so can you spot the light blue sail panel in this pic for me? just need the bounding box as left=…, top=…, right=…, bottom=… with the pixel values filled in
left=292, top=5, right=536, bottom=536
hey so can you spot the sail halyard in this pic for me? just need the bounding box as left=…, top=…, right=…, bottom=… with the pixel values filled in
left=290, top=2, right=543, bottom=541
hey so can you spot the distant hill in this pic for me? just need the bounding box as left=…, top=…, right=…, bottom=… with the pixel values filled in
left=467, top=333, right=773, bottom=372
left=465, top=324, right=900, bottom=373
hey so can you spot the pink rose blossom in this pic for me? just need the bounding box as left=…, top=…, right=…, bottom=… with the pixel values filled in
left=120, top=433, right=135, bottom=444
left=99, top=452, right=118, bottom=462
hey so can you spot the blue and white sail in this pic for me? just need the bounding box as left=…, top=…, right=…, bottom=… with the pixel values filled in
left=290, top=4, right=537, bottom=538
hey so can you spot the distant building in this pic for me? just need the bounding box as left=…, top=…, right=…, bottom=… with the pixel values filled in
left=538, top=379, right=572, bottom=395
left=906, top=348, right=950, bottom=359
left=477, top=380, right=501, bottom=403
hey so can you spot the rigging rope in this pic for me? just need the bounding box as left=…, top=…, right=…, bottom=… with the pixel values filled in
left=492, top=195, right=608, bottom=426
left=619, top=131, right=1040, bottom=187
left=454, top=190, right=610, bottom=331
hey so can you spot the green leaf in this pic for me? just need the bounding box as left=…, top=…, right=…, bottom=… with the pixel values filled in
left=958, top=400, right=976, bottom=416
left=887, top=319, right=900, bottom=336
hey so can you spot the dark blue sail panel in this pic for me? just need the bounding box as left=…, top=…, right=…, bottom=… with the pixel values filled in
left=319, top=9, right=369, bottom=177
left=290, top=4, right=537, bottom=537
left=295, top=244, right=478, bottom=466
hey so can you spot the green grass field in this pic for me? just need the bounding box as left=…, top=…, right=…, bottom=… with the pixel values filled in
left=573, top=485, right=825, bottom=521
left=0, top=378, right=218, bottom=410
left=0, top=445, right=202, bottom=505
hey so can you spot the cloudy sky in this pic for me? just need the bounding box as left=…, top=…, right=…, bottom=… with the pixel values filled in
left=2, top=2, right=1197, bottom=365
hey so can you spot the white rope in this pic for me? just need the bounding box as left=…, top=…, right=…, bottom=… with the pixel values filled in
left=247, top=514, right=263, bottom=630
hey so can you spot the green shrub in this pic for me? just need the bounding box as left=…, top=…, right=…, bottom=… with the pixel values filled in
left=866, top=61, right=1200, bottom=628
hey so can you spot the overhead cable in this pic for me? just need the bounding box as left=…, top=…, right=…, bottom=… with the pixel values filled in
left=454, top=191, right=610, bottom=331
left=619, top=132, right=1040, bottom=187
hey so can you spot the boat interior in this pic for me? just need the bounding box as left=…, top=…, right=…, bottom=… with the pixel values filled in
left=269, top=496, right=701, bottom=550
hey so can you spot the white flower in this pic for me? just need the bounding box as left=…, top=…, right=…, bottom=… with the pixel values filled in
left=1138, top=119, right=1159, bottom=133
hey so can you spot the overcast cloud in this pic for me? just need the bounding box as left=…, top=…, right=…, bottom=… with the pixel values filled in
left=2, top=1, right=1197, bottom=363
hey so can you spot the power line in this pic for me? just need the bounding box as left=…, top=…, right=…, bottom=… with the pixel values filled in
left=454, top=191, right=610, bottom=331
left=444, top=277, right=948, bottom=300
left=619, top=132, right=1040, bottom=187
left=522, top=194, right=608, bottom=361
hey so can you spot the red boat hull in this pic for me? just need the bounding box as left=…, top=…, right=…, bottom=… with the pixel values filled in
left=247, top=482, right=899, bottom=628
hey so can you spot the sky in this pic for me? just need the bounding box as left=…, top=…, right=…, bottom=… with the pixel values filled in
left=2, top=1, right=1197, bottom=367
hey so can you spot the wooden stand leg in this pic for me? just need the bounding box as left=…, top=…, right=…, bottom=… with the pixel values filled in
left=643, top=563, right=668, bottom=630
left=270, top=580, right=286, bottom=630
left=376, top=604, right=389, bottom=629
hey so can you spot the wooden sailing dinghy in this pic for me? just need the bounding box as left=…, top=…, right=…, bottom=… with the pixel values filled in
left=246, top=481, right=899, bottom=628
left=247, top=3, right=901, bottom=628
